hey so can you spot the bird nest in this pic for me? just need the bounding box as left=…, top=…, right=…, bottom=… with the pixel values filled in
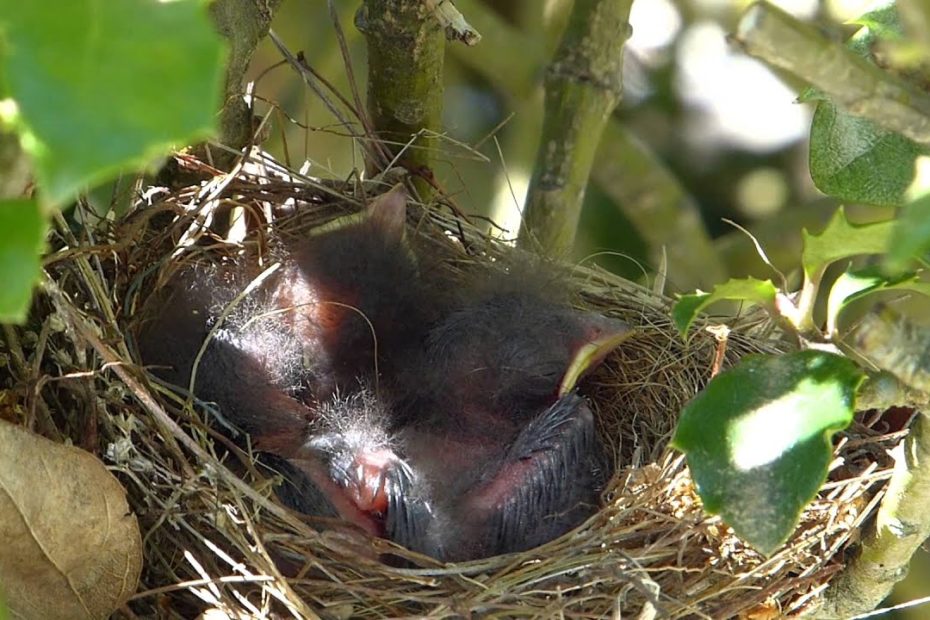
left=9, top=153, right=899, bottom=618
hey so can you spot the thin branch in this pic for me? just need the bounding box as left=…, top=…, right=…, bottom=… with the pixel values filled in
left=425, top=0, right=481, bottom=46
left=733, top=1, right=930, bottom=145
left=208, top=0, right=283, bottom=167
left=267, top=31, right=360, bottom=139
left=326, top=0, right=392, bottom=169
left=449, top=0, right=723, bottom=288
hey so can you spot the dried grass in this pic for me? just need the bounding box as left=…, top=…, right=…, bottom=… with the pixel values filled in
left=3, top=152, right=899, bottom=619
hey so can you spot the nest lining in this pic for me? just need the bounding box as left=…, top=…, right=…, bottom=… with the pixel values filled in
left=6, top=154, right=900, bottom=618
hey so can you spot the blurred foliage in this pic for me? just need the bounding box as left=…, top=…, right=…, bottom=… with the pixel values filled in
left=0, top=0, right=224, bottom=321
left=248, top=0, right=837, bottom=293
left=0, top=0, right=224, bottom=205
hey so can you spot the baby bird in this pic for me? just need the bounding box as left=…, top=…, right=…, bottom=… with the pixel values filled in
left=135, top=187, right=439, bottom=545
left=136, top=189, right=629, bottom=562
left=268, top=391, right=441, bottom=558
left=397, top=266, right=630, bottom=560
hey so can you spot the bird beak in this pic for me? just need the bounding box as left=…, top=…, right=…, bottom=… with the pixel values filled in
left=558, top=318, right=632, bottom=396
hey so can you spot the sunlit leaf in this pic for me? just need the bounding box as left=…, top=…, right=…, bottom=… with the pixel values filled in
left=801, top=207, right=895, bottom=282
left=670, top=350, right=863, bottom=555
left=826, top=266, right=930, bottom=335
left=0, top=0, right=225, bottom=206
left=0, top=199, right=46, bottom=323
left=672, top=277, right=779, bottom=337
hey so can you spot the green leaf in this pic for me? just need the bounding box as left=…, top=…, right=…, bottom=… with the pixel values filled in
left=0, top=0, right=225, bottom=206
left=801, top=207, right=895, bottom=281
left=809, top=103, right=923, bottom=206
left=670, top=350, right=864, bottom=555
left=672, top=277, right=779, bottom=337
left=0, top=199, right=47, bottom=323
left=888, top=192, right=930, bottom=268
left=808, top=4, right=925, bottom=206
left=847, top=5, right=901, bottom=52
left=826, top=266, right=930, bottom=335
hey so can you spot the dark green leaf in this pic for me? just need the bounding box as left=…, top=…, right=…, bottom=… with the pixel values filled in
left=0, top=199, right=47, bottom=323
left=670, top=350, right=864, bottom=555
left=808, top=4, right=924, bottom=206
left=0, top=0, right=225, bottom=206
left=801, top=207, right=895, bottom=281
left=672, top=277, right=779, bottom=337
left=809, top=103, right=922, bottom=206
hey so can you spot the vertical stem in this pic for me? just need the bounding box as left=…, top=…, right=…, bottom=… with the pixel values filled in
left=358, top=0, right=445, bottom=198
left=449, top=0, right=723, bottom=288
left=209, top=0, right=283, bottom=167
left=518, top=0, right=632, bottom=255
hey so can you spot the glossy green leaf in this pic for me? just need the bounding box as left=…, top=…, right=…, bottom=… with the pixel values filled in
left=801, top=207, right=895, bottom=281
left=0, top=199, right=46, bottom=323
left=809, top=104, right=922, bottom=206
left=0, top=0, right=225, bottom=206
left=826, top=266, right=930, bottom=335
left=808, top=4, right=924, bottom=206
left=671, top=350, right=864, bottom=555
left=672, top=277, right=779, bottom=337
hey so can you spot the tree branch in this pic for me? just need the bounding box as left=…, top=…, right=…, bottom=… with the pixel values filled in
left=807, top=308, right=930, bottom=616
left=358, top=0, right=445, bottom=196
left=448, top=0, right=723, bottom=288
left=518, top=0, right=633, bottom=255
left=209, top=0, right=283, bottom=168
left=733, top=1, right=930, bottom=145
left=813, top=412, right=930, bottom=617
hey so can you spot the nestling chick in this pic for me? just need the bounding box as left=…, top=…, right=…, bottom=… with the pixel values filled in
left=135, top=186, right=429, bottom=454
left=268, top=390, right=441, bottom=558
left=136, top=190, right=630, bottom=562
left=135, top=187, right=440, bottom=545
left=397, top=266, right=630, bottom=560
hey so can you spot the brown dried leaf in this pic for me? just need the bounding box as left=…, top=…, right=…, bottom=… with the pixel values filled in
left=0, top=420, right=142, bottom=619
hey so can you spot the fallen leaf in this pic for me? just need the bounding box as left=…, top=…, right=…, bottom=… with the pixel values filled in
left=0, top=420, right=142, bottom=619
